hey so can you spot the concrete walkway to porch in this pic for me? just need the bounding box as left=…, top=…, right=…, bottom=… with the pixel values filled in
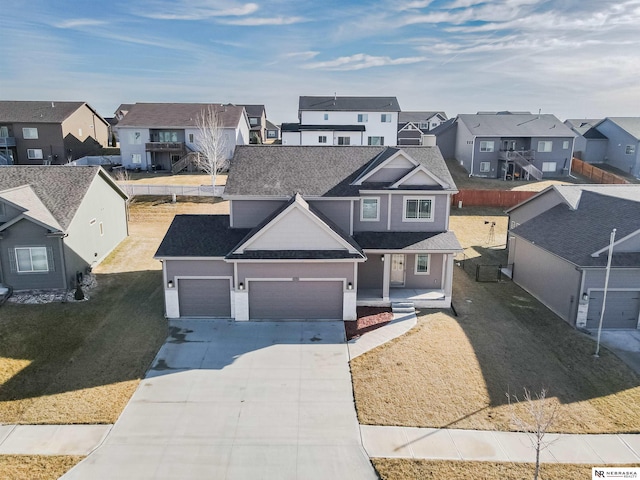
left=348, top=311, right=418, bottom=359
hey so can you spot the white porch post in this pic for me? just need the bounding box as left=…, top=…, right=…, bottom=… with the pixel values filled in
left=382, top=254, right=391, bottom=301
left=234, top=289, right=249, bottom=321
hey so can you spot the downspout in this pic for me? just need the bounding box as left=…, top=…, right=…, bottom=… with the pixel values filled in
left=59, top=234, right=69, bottom=290
left=470, top=135, right=477, bottom=176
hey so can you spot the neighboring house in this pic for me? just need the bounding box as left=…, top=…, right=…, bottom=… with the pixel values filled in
left=240, top=105, right=267, bottom=144
left=0, top=101, right=110, bottom=166
left=595, top=118, right=640, bottom=179
left=564, top=119, right=607, bottom=164
left=431, top=118, right=457, bottom=159
left=397, top=111, right=448, bottom=146
left=507, top=184, right=640, bottom=329
left=115, top=103, right=250, bottom=172
left=155, top=145, right=461, bottom=320
left=282, top=96, right=401, bottom=146
left=265, top=120, right=280, bottom=143
left=0, top=166, right=128, bottom=291
left=453, top=112, right=576, bottom=180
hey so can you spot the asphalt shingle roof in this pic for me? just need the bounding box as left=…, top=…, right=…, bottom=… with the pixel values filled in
left=512, top=190, right=640, bottom=267
left=0, top=166, right=119, bottom=230
left=604, top=117, right=640, bottom=140
left=457, top=113, right=575, bottom=138
left=398, top=112, right=446, bottom=123
left=354, top=231, right=461, bottom=251
left=240, top=105, right=265, bottom=118
left=155, top=215, right=251, bottom=257
left=299, top=96, right=400, bottom=112
left=0, top=101, right=86, bottom=124
left=564, top=119, right=606, bottom=138
left=115, top=103, right=245, bottom=129
left=224, top=146, right=456, bottom=197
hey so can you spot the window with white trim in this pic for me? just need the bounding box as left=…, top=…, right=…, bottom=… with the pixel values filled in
left=537, top=141, right=553, bottom=152
left=479, top=161, right=491, bottom=173
left=367, top=136, right=384, bottom=146
left=337, top=136, right=350, bottom=145
left=479, top=141, right=494, bottom=152
left=360, top=197, right=379, bottom=221
left=403, top=197, right=434, bottom=222
left=249, top=117, right=258, bottom=126
left=626, top=145, right=636, bottom=154
left=22, top=128, right=38, bottom=139
left=381, top=114, right=392, bottom=123
left=15, top=247, right=49, bottom=273
left=318, top=135, right=327, bottom=144
left=542, top=162, right=556, bottom=172
left=78, top=128, right=83, bottom=137
left=267, top=130, right=277, bottom=138
left=132, top=154, right=142, bottom=164
left=130, top=131, right=142, bottom=144
left=357, top=114, right=368, bottom=123
left=562, top=140, right=569, bottom=149
left=415, top=254, right=430, bottom=274
left=27, top=149, right=43, bottom=159
left=323, top=113, right=329, bottom=120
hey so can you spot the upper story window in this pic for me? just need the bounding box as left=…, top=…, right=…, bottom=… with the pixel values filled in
left=368, top=136, right=384, bottom=146
left=323, top=113, right=329, bottom=121
left=22, top=128, right=38, bottom=139
left=381, top=114, right=392, bottom=123
left=250, top=117, right=259, bottom=126
left=357, top=114, right=368, bottom=123
left=15, top=247, right=49, bottom=273
left=157, top=131, right=178, bottom=142
left=318, top=135, right=327, bottom=144
left=537, top=141, right=553, bottom=152
left=403, top=196, right=434, bottom=222
left=626, top=145, right=636, bottom=154
left=267, top=130, right=277, bottom=138
left=360, top=197, right=379, bottom=221
left=479, top=141, right=494, bottom=152
left=0, top=126, right=9, bottom=137
left=418, top=122, right=429, bottom=130
left=337, top=136, right=350, bottom=145
left=562, top=140, right=570, bottom=149
left=130, top=131, right=142, bottom=144
left=27, top=148, right=43, bottom=159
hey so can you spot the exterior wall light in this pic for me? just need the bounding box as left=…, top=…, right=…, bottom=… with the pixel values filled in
left=347, top=282, right=353, bottom=290
left=167, top=280, right=174, bottom=288
left=239, top=282, right=244, bottom=290
left=582, top=293, right=589, bottom=301
left=381, top=255, right=385, bottom=262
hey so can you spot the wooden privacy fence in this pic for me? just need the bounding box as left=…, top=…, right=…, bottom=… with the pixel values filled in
left=571, top=158, right=629, bottom=184
left=451, top=189, right=536, bottom=208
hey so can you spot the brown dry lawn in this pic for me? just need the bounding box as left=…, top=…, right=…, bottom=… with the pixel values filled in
left=116, top=171, right=227, bottom=186
left=0, top=197, right=226, bottom=424
left=0, top=456, right=83, bottom=480
left=352, top=208, right=640, bottom=434
left=372, top=459, right=626, bottom=480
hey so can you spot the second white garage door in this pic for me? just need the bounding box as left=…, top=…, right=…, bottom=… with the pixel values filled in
left=249, top=280, right=343, bottom=320
left=586, top=291, right=640, bottom=329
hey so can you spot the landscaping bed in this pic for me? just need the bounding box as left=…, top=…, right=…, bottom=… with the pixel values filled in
left=345, top=307, right=394, bottom=340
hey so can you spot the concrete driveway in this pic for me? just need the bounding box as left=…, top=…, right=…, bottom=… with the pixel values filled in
left=62, top=320, right=377, bottom=480
left=593, top=329, right=640, bottom=375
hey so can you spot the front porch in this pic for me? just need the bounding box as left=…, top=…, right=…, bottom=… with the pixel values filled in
left=357, top=288, right=450, bottom=308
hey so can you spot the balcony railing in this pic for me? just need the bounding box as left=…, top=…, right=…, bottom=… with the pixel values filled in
left=498, top=149, right=535, bottom=161
left=145, top=142, right=185, bottom=152
left=0, top=137, right=16, bottom=147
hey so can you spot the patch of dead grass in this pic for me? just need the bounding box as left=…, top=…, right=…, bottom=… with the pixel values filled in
left=116, top=172, right=227, bottom=186
left=0, top=455, right=83, bottom=480
left=372, top=459, right=612, bottom=480
left=352, top=271, right=640, bottom=433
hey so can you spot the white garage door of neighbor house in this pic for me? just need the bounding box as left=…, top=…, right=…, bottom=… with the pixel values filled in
left=586, top=291, right=640, bottom=329
left=178, top=278, right=231, bottom=317
left=249, top=280, right=343, bottom=320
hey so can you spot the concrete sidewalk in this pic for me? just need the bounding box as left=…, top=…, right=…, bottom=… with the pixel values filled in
left=361, top=425, right=640, bottom=464
left=0, top=424, right=111, bottom=455
left=348, top=311, right=417, bottom=359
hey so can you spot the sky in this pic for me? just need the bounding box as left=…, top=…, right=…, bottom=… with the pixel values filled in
left=1, top=0, right=639, bottom=124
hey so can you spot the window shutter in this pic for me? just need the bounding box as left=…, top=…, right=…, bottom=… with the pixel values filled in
left=47, top=247, right=55, bottom=272
left=8, top=248, right=17, bottom=273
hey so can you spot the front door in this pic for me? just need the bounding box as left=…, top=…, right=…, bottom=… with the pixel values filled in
left=391, top=254, right=405, bottom=287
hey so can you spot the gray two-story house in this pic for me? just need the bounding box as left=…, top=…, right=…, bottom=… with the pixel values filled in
left=0, top=166, right=128, bottom=291
left=596, top=118, right=640, bottom=179
left=155, top=146, right=461, bottom=320
left=454, top=113, right=576, bottom=180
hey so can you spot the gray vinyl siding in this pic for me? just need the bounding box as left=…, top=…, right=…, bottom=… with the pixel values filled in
left=0, top=219, right=65, bottom=289
left=166, top=259, right=233, bottom=282
left=597, top=120, right=640, bottom=177
left=231, top=199, right=286, bottom=228
left=576, top=138, right=607, bottom=164
left=353, top=197, right=390, bottom=232
left=508, top=190, right=565, bottom=228
left=365, top=167, right=413, bottom=183
left=64, top=173, right=128, bottom=280
left=511, top=237, right=581, bottom=324
left=530, top=137, right=573, bottom=176
left=583, top=268, right=640, bottom=293
left=0, top=202, right=22, bottom=223
left=358, top=257, right=384, bottom=289
left=237, top=262, right=354, bottom=284
left=472, top=137, right=500, bottom=177
left=389, top=194, right=449, bottom=232
left=12, top=122, right=65, bottom=165
left=309, top=200, right=351, bottom=234
left=454, top=120, right=474, bottom=173
left=404, top=254, right=443, bottom=289
left=435, top=123, right=457, bottom=159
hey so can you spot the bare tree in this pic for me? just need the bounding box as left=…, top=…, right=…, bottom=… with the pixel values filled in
left=506, top=388, right=560, bottom=480
left=193, top=105, right=228, bottom=188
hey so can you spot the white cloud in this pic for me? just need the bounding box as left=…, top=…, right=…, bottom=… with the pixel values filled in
left=132, top=1, right=259, bottom=20
left=283, top=51, right=320, bottom=60
left=304, top=53, right=426, bottom=71
left=54, top=19, right=108, bottom=29
left=221, top=16, right=305, bottom=26
left=397, top=0, right=434, bottom=10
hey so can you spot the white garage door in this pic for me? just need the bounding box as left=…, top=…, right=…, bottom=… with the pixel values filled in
left=249, top=280, right=343, bottom=320
left=178, top=279, right=231, bottom=317
left=586, top=291, right=640, bottom=329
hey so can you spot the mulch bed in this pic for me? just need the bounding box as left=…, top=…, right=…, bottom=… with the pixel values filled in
left=345, top=306, right=394, bottom=340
